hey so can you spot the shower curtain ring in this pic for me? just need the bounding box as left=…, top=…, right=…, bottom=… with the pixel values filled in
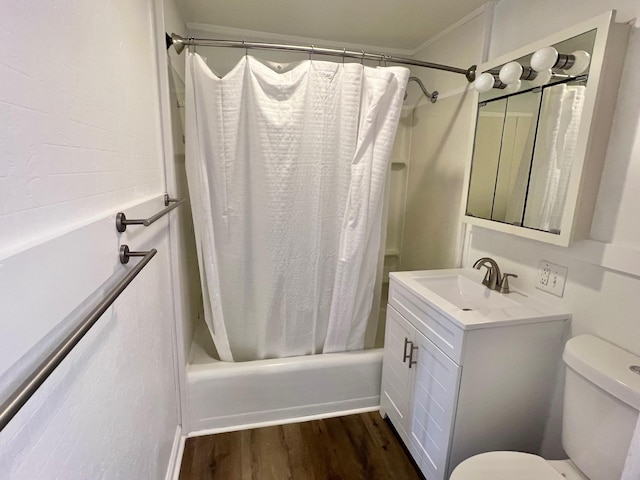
left=309, top=45, right=314, bottom=61
left=342, top=47, right=346, bottom=64
left=243, top=39, right=248, bottom=57
left=361, top=50, right=365, bottom=65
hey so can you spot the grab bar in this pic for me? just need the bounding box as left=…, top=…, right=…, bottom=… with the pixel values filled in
left=0, top=245, right=156, bottom=432
left=116, top=194, right=185, bottom=232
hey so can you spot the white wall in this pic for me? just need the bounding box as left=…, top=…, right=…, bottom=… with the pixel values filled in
left=473, top=1, right=640, bottom=360
left=0, top=0, right=180, bottom=478
left=396, top=0, right=640, bottom=460
left=399, top=7, right=491, bottom=271
left=156, top=0, right=205, bottom=430
left=463, top=0, right=640, bottom=458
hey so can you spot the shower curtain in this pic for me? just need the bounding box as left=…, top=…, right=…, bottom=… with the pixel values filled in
left=185, top=53, right=408, bottom=362
left=506, top=84, right=585, bottom=232
left=523, top=84, right=585, bottom=232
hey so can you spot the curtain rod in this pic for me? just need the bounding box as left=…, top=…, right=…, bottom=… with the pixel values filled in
left=167, top=33, right=476, bottom=82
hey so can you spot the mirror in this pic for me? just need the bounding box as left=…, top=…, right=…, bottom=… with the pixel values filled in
left=462, top=12, right=628, bottom=246
left=467, top=90, right=542, bottom=223
left=466, top=29, right=596, bottom=234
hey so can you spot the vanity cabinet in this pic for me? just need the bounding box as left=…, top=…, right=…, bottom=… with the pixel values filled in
left=382, top=306, right=461, bottom=480
left=380, top=272, right=570, bottom=480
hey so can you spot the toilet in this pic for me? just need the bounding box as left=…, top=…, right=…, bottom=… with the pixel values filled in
left=450, top=334, right=640, bottom=480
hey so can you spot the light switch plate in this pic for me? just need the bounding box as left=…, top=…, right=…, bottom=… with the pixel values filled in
left=536, top=260, right=568, bottom=297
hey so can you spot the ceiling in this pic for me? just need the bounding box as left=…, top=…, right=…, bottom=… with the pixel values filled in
left=175, top=0, right=490, bottom=52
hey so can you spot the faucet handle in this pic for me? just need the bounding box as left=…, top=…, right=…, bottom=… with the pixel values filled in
left=478, top=265, right=492, bottom=287
left=498, top=273, right=518, bottom=294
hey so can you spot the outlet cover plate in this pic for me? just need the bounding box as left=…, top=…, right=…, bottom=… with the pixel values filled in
left=536, top=260, right=568, bottom=297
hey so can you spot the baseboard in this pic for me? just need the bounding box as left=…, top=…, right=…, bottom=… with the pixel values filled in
left=165, top=425, right=186, bottom=480
left=188, top=405, right=380, bottom=438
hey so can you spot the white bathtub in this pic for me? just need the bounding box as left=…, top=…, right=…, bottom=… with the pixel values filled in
left=186, top=325, right=383, bottom=436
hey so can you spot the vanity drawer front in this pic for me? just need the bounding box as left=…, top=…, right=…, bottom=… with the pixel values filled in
left=389, top=282, right=464, bottom=364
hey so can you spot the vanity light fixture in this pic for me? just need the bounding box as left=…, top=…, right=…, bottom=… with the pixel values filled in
left=473, top=72, right=507, bottom=93
left=503, top=79, right=522, bottom=94
left=498, top=61, right=539, bottom=84
left=530, top=69, right=553, bottom=87
left=530, top=46, right=591, bottom=74
left=498, top=62, right=523, bottom=84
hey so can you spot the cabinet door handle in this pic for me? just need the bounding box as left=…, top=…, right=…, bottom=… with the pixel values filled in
left=408, top=345, right=418, bottom=369
left=403, top=338, right=412, bottom=363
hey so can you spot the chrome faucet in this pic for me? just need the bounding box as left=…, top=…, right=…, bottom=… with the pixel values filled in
left=473, top=257, right=502, bottom=290
left=472, top=257, right=518, bottom=293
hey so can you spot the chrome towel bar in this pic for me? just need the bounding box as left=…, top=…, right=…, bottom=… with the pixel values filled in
left=0, top=245, right=156, bottom=432
left=116, top=194, right=185, bottom=232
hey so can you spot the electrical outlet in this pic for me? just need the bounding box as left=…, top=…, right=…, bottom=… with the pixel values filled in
left=536, top=260, right=568, bottom=297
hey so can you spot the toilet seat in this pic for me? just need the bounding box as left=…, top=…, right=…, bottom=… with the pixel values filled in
left=450, top=451, right=566, bottom=479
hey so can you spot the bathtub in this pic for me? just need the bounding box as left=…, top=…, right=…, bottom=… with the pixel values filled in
left=186, top=325, right=383, bottom=436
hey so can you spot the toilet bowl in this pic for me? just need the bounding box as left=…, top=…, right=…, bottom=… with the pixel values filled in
left=450, top=452, right=588, bottom=480
left=449, top=335, right=640, bottom=480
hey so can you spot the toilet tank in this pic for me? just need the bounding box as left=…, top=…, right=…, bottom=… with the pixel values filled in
left=562, top=335, right=640, bottom=480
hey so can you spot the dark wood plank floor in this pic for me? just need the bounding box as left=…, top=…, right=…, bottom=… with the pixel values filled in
left=179, top=412, right=424, bottom=480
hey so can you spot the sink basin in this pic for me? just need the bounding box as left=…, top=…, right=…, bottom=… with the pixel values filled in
left=414, top=274, right=519, bottom=310
left=389, top=268, right=571, bottom=330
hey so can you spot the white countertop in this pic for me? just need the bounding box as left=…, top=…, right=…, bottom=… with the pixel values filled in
left=390, top=268, right=572, bottom=330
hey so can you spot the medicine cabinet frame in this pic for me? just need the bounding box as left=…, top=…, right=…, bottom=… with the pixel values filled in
left=461, top=11, right=629, bottom=246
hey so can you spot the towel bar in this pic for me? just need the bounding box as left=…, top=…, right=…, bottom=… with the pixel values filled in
left=0, top=245, right=157, bottom=432
left=116, top=194, right=185, bottom=232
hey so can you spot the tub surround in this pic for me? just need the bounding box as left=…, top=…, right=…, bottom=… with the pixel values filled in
left=185, top=326, right=383, bottom=435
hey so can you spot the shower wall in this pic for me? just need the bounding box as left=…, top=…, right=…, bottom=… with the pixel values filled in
left=375, top=7, right=491, bottom=342
left=161, top=0, right=205, bottom=369
left=399, top=6, right=490, bottom=272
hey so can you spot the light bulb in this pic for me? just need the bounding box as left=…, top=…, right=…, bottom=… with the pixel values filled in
left=499, top=62, right=523, bottom=84
left=565, top=50, right=590, bottom=75
left=504, top=80, right=522, bottom=94
left=531, top=46, right=558, bottom=72
left=531, top=69, right=552, bottom=87
left=474, top=72, right=496, bottom=93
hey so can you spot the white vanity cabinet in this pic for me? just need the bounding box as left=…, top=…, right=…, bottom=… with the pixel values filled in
left=382, top=305, right=461, bottom=480
left=380, top=270, right=570, bottom=480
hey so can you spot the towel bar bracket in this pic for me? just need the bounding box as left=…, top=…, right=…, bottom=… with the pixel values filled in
left=120, top=245, right=152, bottom=264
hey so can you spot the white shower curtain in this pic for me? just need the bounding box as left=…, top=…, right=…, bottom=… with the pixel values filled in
left=523, top=84, right=585, bottom=233
left=185, top=53, right=408, bottom=361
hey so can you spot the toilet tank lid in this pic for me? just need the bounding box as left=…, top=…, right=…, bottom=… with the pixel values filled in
left=563, top=334, right=640, bottom=411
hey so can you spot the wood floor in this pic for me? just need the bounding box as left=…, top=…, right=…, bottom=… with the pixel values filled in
left=179, top=412, right=424, bottom=480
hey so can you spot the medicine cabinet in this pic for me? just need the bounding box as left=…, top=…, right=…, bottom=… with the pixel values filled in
left=462, top=11, right=629, bottom=246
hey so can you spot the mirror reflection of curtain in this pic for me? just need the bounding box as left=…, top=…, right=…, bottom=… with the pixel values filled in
left=493, top=110, right=534, bottom=223
left=504, top=112, right=537, bottom=225
left=523, top=84, right=585, bottom=233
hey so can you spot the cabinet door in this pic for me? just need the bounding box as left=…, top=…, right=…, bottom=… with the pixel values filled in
left=380, top=305, right=415, bottom=440
left=409, top=331, right=462, bottom=480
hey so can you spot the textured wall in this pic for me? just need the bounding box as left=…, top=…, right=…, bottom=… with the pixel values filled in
left=0, top=0, right=165, bottom=258
left=0, top=0, right=179, bottom=478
